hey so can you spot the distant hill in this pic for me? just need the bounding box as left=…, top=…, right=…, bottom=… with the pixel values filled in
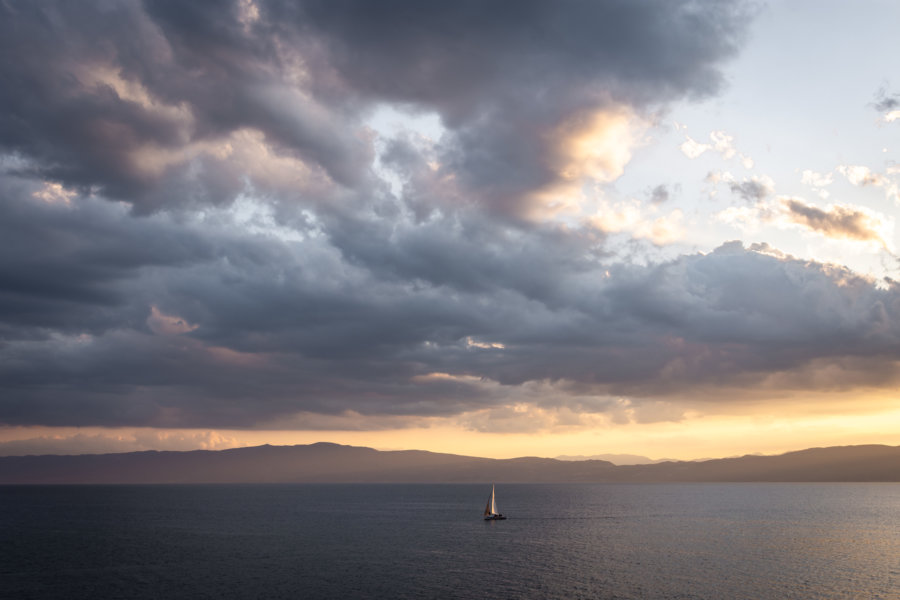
left=555, top=453, right=669, bottom=465
left=1, top=442, right=898, bottom=484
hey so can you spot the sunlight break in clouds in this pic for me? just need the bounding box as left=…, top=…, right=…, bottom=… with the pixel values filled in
left=552, top=108, right=644, bottom=185
left=516, top=106, right=649, bottom=221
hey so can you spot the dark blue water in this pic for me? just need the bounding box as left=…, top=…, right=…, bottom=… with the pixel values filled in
left=2, top=483, right=898, bottom=599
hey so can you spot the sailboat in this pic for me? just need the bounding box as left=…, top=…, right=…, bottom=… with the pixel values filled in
left=483, top=484, right=507, bottom=520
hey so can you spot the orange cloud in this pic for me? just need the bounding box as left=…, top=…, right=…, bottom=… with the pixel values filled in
left=526, top=106, right=646, bottom=220
left=780, top=198, right=891, bottom=247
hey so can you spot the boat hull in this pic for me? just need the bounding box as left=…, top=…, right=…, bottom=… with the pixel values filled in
left=484, top=514, right=507, bottom=520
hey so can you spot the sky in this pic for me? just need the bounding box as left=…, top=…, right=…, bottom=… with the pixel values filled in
left=1, top=0, right=900, bottom=461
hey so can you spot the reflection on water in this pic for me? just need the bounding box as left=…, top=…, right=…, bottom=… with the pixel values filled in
left=2, top=483, right=898, bottom=599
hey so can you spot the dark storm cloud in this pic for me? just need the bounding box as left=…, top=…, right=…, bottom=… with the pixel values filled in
left=0, top=0, right=370, bottom=211
left=0, top=176, right=216, bottom=338
left=0, top=0, right=751, bottom=216
left=17, top=0, right=900, bottom=432
left=279, top=0, right=752, bottom=216
left=285, top=0, right=747, bottom=112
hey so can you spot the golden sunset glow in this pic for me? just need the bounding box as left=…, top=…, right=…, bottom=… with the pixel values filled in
left=5, top=391, right=900, bottom=460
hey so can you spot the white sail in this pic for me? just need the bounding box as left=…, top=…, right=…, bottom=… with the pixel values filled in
left=485, top=484, right=497, bottom=515
left=483, top=484, right=506, bottom=519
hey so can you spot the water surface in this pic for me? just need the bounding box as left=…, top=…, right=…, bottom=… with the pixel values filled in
left=2, top=483, right=898, bottom=599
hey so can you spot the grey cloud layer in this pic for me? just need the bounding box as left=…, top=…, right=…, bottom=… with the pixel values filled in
left=5, top=0, right=897, bottom=431
left=0, top=0, right=749, bottom=214
left=4, top=172, right=899, bottom=428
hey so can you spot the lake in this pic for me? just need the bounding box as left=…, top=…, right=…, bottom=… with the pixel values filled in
left=2, top=483, right=898, bottom=599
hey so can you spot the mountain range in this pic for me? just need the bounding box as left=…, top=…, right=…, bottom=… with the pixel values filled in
left=554, top=453, right=673, bottom=465
left=2, top=442, right=899, bottom=484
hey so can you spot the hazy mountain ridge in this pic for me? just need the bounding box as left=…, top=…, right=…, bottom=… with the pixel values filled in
left=1, top=442, right=898, bottom=484
left=555, top=453, right=672, bottom=465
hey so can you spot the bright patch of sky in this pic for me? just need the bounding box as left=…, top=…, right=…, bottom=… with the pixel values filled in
left=614, top=1, right=900, bottom=279
left=367, top=104, right=445, bottom=141
left=368, top=104, right=446, bottom=197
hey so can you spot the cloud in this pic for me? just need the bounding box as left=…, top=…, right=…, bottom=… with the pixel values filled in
left=32, top=182, right=77, bottom=206
left=707, top=171, right=774, bottom=203
left=14, top=1, right=899, bottom=435
left=0, top=0, right=752, bottom=219
left=679, top=130, right=753, bottom=167
left=729, top=175, right=774, bottom=203
left=3, top=172, right=900, bottom=431
left=800, top=169, right=834, bottom=199
left=680, top=136, right=711, bottom=159
left=839, top=165, right=887, bottom=187
left=801, top=170, right=834, bottom=187
left=649, top=184, right=671, bottom=204
left=779, top=198, right=892, bottom=248
left=873, top=87, right=900, bottom=122
left=147, top=305, right=199, bottom=336
left=0, top=0, right=367, bottom=212
left=838, top=165, right=899, bottom=204
left=0, top=430, right=241, bottom=456
left=717, top=188, right=893, bottom=249
left=527, top=106, right=648, bottom=220
left=709, top=130, right=737, bottom=160
left=587, top=199, right=685, bottom=245
left=873, top=91, right=900, bottom=112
